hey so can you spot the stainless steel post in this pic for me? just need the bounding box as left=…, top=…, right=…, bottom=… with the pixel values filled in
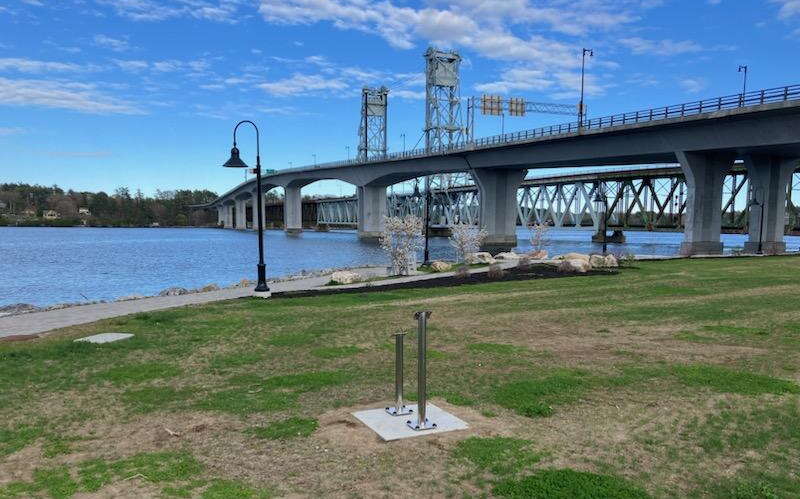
left=385, top=331, right=412, bottom=416
left=408, top=310, right=437, bottom=431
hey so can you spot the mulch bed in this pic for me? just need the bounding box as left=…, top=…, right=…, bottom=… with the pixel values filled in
left=273, top=264, right=618, bottom=299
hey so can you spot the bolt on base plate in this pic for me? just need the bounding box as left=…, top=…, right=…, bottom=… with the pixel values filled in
left=385, top=405, right=413, bottom=416
left=406, top=418, right=438, bottom=431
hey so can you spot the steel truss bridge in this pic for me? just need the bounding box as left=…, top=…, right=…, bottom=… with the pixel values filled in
left=315, top=164, right=800, bottom=232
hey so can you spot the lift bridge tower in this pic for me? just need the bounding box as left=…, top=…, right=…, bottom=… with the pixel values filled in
left=424, top=47, right=465, bottom=152
left=358, top=86, right=388, bottom=161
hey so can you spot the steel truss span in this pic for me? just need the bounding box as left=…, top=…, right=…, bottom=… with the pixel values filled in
left=316, top=166, right=800, bottom=233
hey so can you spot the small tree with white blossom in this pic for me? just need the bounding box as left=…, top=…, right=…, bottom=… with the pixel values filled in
left=449, top=223, right=487, bottom=263
left=379, top=215, right=424, bottom=275
left=527, top=222, right=550, bottom=253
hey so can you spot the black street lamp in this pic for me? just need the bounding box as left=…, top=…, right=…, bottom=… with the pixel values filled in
left=223, top=120, right=270, bottom=297
left=749, top=192, right=765, bottom=255
left=413, top=179, right=432, bottom=266
left=579, top=48, right=593, bottom=128
left=594, top=185, right=608, bottom=255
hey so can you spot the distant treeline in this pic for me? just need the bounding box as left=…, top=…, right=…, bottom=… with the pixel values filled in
left=0, top=183, right=219, bottom=227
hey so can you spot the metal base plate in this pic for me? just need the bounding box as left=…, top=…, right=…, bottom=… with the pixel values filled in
left=406, top=417, right=437, bottom=431
left=385, top=405, right=413, bottom=416
left=352, top=403, right=468, bottom=441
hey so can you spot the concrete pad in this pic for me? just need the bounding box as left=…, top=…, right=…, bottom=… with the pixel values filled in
left=352, top=403, right=468, bottom=441
left=74, top=333, right=134, bottom=344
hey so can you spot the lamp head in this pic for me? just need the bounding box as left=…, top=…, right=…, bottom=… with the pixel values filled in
left=223, top=145, right=249, bottom=168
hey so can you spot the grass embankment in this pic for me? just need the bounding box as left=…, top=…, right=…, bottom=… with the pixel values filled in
left=2, top=257, right=800, bottom=497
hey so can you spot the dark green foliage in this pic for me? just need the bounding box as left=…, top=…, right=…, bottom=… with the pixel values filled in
left=492, top=469, right=650, bottom=498
left=493, top=370, right=589, bottom=417
left=453, top=437, right=543, bottom=475
left=248, top=418, right=319, bottom=440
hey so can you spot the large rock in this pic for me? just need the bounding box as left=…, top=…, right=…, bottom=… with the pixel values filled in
left=559, top=252, right=591, bottom=262
left=604, top=254, right=619, bottom=268
left=466, top=252, right=496, bottom=264
left=494, top=252, right=521, bottom=261
left=558, top=259, right=591, bottom=274
left=430, top=261, right=452, bottom=272
left=527, top=249, right=548, bottom=260
left=116, top=294, right=145, bottom=302
left=199, top=283, right=221, bottom=292
left=0, top=303, right=41, bottom=316
left=589, top=254, right=607, bottom=268
left=158, top=287, right=189, bottom=297
left=329, top=270, right=361, bottom=285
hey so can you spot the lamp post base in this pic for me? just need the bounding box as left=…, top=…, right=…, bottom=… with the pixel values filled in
left=253, top=290, right=272, bottom=299
left=254, top=264, right=270, bottom=299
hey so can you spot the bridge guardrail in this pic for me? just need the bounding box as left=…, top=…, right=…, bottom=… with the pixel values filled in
left=269, top=83, right=800, bottom=175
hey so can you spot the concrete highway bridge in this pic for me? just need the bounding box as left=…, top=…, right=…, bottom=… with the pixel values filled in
left=199, top=84, right=800, bottom=255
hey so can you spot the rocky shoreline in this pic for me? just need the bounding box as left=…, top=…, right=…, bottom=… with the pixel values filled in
left=0, top=264, right=384, bottom=319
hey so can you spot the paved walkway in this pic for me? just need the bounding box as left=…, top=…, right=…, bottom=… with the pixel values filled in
left=0, top=267, right=388, bottom=339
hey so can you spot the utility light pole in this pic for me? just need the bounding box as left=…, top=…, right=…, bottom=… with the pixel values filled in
left=579, top=48, right=593, bottom=128
left=401, top=133, right=406, bottom=152
left=738, top=65, right=749, bottom=96
left=346, top=146, right=350, bottom=161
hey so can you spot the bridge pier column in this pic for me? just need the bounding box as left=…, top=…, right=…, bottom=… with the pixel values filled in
left=235, top=199, right=247, bottom=229
left=284, top=186, right=303, bottom=235
left=743, top=155, right=798, bottom=254
left=223, top=205, right=233, bottom=228
left=678, top=151, right=735, bottom=256
left=357, top=185, right=387, bottom=242
left=216, top=206, right=225, bottom=227
left=473, top=168, right=528, bottom=253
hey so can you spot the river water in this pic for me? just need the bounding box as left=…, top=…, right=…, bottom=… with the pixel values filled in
left=1, top=226, right=798, bottom=308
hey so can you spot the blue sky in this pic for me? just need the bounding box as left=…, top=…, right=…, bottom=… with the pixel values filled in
left=1, top=0, right=799, bottom=197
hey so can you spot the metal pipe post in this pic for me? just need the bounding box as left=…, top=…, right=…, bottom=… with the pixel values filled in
left=408, top=310, right=437, bottom=431
left=386, top=331, right=412, bottom=416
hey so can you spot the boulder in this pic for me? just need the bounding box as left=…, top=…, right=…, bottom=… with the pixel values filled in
left=329, top=270, right=361, bottom=285
left=494, top=252, right=521, bottom=261
left=199, top=283, right=220, bottom=292
left=558, top=259, right=591, bottom=274
left=589, top=254, right=607, bottom=268
left=604, top=254, right=619, bottom=268
left=560, top=252, right=591, bottom=262
left=527, top=249, right=548, bottom=260
left=116, top=294, right=145, bottom=302
left=466, top=252, right=496, bottom=264
left=430, top=261, right=452, bottom=272
left=158, top=287, right=189, bottom=297
left=0, top=303, right=41, bottom=316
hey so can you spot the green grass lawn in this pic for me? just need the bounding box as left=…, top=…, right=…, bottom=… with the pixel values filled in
left=2, top=256, right=800, bottom=497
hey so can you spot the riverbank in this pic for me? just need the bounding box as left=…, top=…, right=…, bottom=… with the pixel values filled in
left=2, top=256, right=799, bottom=497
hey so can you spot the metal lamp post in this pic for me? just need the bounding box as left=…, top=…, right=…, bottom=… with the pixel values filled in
left=223, top=120, right=270, bottom=298
left=413, top=180, right=432, bottom=266
left=749, top=193, right=765, bottom=255
left=594, top=185, right=608, bottom=255
left=738, top=65, right=748, bottom=96
left=579, top=48, right=593, bottom=128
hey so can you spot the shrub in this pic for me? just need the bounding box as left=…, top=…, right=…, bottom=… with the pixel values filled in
left=488, top=263, right=505, bottom=280
left=379, top=215, right=423, bottom=276
left=449, top=223, right=487, bottom=263
left=455, top=264, right=470, bottom=280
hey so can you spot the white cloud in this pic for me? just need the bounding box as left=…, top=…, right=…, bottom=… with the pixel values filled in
left=391, top=89, right=425, bottom=99
left=619, top=37, right=704, bottom=56
left=0, top=57, right=97, bottom=73
left=0, top=77, right=143, bottom=114
left=93, top=34, right=131, bottom=52
left=0, top=126, right=25, bottom=136
left=95, top=0, right=246, bottom=23
left=678, top=77, right=708, bottom=94
left=113, top=59, right=149, bottom=71
left=258, top=73, right=348, bottom=96
left=475, top=68, right=554, bottom=94
left=772, top=0, right=800, bottom=19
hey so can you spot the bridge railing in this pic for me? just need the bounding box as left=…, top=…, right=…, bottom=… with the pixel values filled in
left=272, top=84, right=800, bottom=174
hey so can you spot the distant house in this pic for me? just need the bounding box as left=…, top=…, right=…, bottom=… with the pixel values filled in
left=43, top=210, right=61, bottom=220
left=21, top=208, right=36, bottom=218
left=78, top=207, right=91, bottom=216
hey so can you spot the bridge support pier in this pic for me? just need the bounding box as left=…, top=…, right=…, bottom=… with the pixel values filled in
left=357, top=185, right=387, bottom=242
left=284, top=186, right=303, bottom=235
left=473, top=168, right=527, bottom=253
left=217, top=206, right=225, bottom=227
left=251, top=191, right=265, bottom=231
left=743, top=155, right=798, bottom=254
left=235, top=199, right=247, bottom=230
left=223, top=205, right=233, bottom=228
left=678, top=152, right=734, bottom=256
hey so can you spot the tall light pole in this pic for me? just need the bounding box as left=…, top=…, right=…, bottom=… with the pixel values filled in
left=223, top=120, right=270, bottom=298
left=749, top=189, right=765, bottom=255
left=312, top=153, right=317, bottom=166
left=346, top=146, right=350, bottom=161
left=579, top=48, right=593, bottom=128
left=738, top=65, right=749, bottom=97
left=593, top=183, right=608, bottom=255
left=401, top=133, right=406, bottom=152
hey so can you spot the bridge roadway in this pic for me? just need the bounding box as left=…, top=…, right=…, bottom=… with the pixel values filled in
left=203, top=85, right=800, bottom=255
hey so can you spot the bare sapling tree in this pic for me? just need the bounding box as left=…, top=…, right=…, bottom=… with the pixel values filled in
left=527, top=222, right=550, bottom=254
left=379, top=215, right=424, bottom=276
left=449, top=223, right=487, bottom=263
